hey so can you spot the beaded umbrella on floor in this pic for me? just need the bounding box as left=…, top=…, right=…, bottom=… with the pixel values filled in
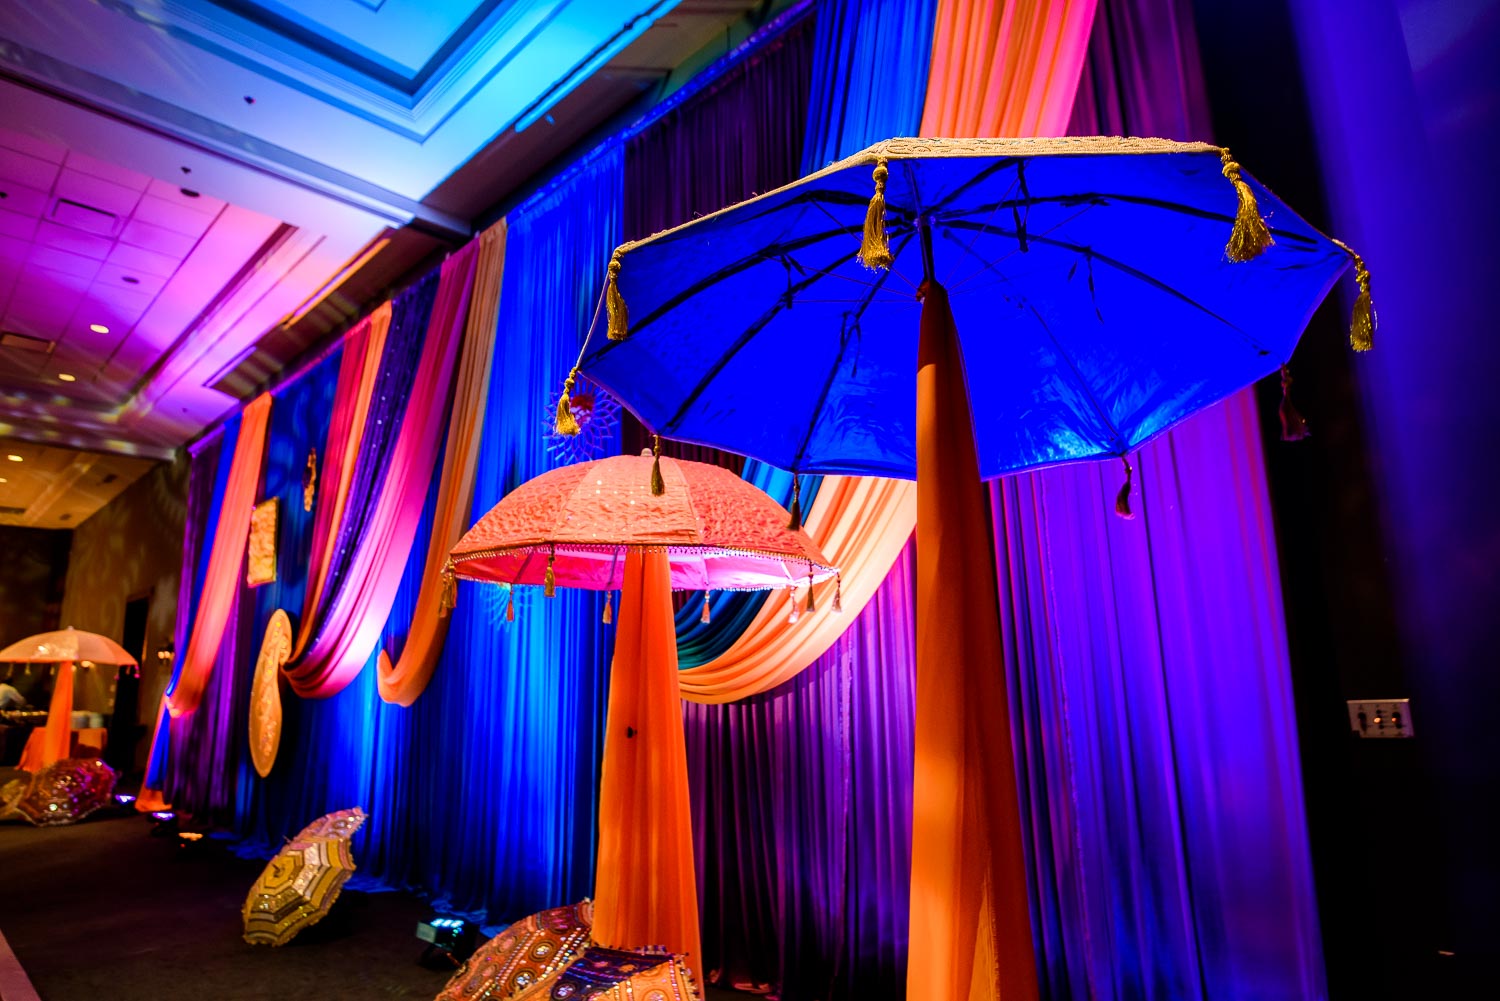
left=2, top=757, right=117, bottom=826
left=242, top=808, right=365, bottom=946
left=446, top=450, right=835, bottom=981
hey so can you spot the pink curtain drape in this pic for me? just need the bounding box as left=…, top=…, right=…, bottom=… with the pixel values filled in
left=283, top=243, right=479, bottom=699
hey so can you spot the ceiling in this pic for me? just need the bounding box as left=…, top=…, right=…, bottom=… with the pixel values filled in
left=0, top=0, right=772, bottom=527
left=0, top=440, right=155, bottom=529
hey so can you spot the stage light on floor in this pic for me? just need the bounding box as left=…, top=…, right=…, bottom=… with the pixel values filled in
left=150, top=810, right=175, bottom=822
left=415, top=915, right=476, bottom=968
left=114, top=793, right=136, bottom=807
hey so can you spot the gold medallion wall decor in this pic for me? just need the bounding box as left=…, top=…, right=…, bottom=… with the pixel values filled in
left=246, top=498, right=279, bottom=587
left=249, top=609, right=292, bottom=779
left=303, top=447, right=318, bottom=512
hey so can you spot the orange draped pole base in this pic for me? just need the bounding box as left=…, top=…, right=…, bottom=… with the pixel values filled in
left=910, top=281, right=1039, bottom=1001
left=592, top=547, right=702, bottom=978
left=18, top=660, right=74, bottom=773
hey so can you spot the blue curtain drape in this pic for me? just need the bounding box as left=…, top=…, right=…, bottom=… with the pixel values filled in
left=680, top=3, right=934, bottom=998
left=229, top=150, right=623, bottom=923
left=619, top=11, right=819, bottom=665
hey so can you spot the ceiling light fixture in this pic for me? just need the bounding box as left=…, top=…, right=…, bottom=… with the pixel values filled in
left=0, top=477, right=7, bottom=484
left=89, top=323, right=109, bottom=334
left=122, top=276, right=140, bottom=284
left=6, top=454, right=22, bottom=462
left=58, top=373, right=76, bottom=382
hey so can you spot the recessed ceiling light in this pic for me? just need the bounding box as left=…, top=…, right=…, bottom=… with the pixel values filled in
left=89, top=323, right=109, bottom=334
left=6, top=454, right=22, bottom=462
left=0, top=477, right=7, bottom=484
left=122, top=276, right=140, bottom=285
left=58, top=373, right=76, bottom=382
left=180, top=188, right=200, bottom=199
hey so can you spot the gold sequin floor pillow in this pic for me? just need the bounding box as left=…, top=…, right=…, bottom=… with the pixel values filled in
left=437, top=900, right=594, bottom=1000
left=511, top=945, right=700, bottom=1001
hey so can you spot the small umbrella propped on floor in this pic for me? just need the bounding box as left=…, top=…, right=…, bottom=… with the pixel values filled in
left=242, top=807, right=366, bottom=946
left=446, top=451, right=836, bottom=981
left=1, top=757, right=117, bottom=826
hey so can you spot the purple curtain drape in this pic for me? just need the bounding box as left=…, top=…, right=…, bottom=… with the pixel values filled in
left=685, top=544, right=915, bottom=999
left=1003, top=1, right=1328, bottom=998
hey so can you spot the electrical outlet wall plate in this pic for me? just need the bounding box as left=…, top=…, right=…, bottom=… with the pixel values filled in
left=1347, top=699, right=1414, bottom=739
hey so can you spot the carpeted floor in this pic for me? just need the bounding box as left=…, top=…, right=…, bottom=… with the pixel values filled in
left=0, top=773, right=743, bottom=1001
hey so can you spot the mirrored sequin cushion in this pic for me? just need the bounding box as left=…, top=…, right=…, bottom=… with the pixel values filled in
left=436, top=900, right=594, bottom=1001
left=510, top=945, right=701, bottom=1001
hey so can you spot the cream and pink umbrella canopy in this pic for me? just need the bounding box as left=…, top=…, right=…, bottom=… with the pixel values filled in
left=1, top=628, right=138, bottom=774
left=446, top=451, right=835, bottom=979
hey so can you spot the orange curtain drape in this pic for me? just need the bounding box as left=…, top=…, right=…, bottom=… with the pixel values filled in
left=920, top=0, right=1098, bottom=136
left=167, top=391, right=274, bottom=716
left=377, top=222, right=507, bottom=705
left=17, top=661, right=73, bottom=772
left=138, top=391, right=272, bottom=810
left=593, top=548, right=702, bottom=979
left=913, top=283, right=1036, bottom=1001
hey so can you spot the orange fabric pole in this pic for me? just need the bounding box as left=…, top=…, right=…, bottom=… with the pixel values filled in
left=17, top=661, right=74, bottom=772
left=593, top=548, right=702, bottom=979
left=378, top=223, right=506, bottom=705
left=911, top=282, right=1038, bottom=1001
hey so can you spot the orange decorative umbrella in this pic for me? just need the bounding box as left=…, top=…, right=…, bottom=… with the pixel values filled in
left=447, top=452, right=836, bottom=980
left=0, top=627, right=138, bottom=666
left=2, top=757, right=118, bottom=826
left=242, top=830, right=360, bottom=946
left=2, top=628, right=138, bottom=774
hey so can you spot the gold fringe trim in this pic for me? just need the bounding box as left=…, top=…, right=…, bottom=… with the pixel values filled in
left=439, top=564, right=457, bottom=618
left=605, top=251, right=629, bottom=340
left=1115, top=456, right=1136, bottom=520
left=1220, top=148, right=1273, bottom=262
left=555, top=368, right=581, bottom=436
left=650, top=435, right=665, bottom=496
left=1332, top=239, right=1375, bottom=351
left=859, top=158, right=894, bottom=271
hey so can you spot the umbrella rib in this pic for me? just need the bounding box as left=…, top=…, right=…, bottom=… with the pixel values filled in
left=940, top=221, right=1265, bottom=349
left=592, top=222, right=910, bottom=353
left=942, top=232, right=1133, bottom=454
left=661, top=242, right=871, bottom=434
left=937, top=192, right=1321, bottom=247
left=789, top=231, right=915, bottom=471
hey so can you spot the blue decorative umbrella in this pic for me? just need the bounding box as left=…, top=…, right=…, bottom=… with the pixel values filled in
left=572, top=136, right=1372, bottom=486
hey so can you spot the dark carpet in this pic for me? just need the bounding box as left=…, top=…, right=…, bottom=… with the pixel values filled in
left=0, top=771, right=743, bottom=1000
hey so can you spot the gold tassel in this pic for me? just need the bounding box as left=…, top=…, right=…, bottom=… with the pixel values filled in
left=1332, top=239, right=1375, bottom=351
left=555, top=368, right=581, bottom=436
left=543, top=552, right=557, bottom=598
left=700, top=592, right=711, bottom=624
left=506, top=589, right=515, bottom=622
left=1220, top=148, right=1274, bottom=262
left=439, top=565, right=457, bottom=618
left=832, top=574, right=843, bottom=615
left=804, top=578, right=816, bottom=615
left=1115, top=456, right=1136, bottom=520
left=787, top=586, right=801, bottom=624
left=786, top=475, right=802, bottom=531
left=602, top=592, right=613, bottom=625
left=650, top=435, right=665, bottom=496
left=1279, top=365, right=1311, bottom=441
left=605, top=251, right=629, bottom=340
left=859, top=158, right=894, bottom=271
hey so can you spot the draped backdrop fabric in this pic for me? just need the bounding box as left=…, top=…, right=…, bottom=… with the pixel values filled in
left=287, top=248, right=475, bottom=699
left=998, top=0, right=1328, bottom=996
left=378, top=223, right=507, bottom=705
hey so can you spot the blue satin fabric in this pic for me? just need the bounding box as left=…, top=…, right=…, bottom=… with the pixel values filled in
left=231, top=149, right=624, bottom=922
left=582, top=149, right=1348, bottom=480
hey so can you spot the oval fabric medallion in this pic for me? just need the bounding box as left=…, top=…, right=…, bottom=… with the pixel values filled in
left=249, top=609, right=293, bottom=778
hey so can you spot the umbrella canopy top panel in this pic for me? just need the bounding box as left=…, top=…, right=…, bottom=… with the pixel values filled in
left=0, top=627, right=138, bottom=666
left=449, top=453, right=835, bottom=592
left=581, top=136, right=1353, bottom=480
